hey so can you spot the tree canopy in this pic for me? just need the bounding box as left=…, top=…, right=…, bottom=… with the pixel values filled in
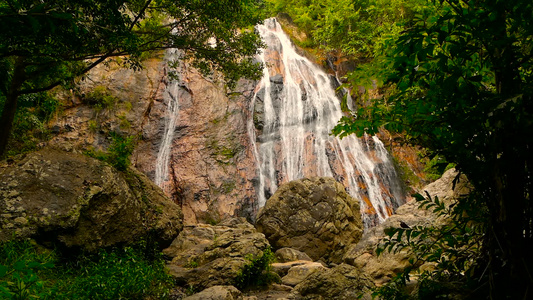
left=332, top=0, right=533, bottom=297
left=0, top=0, right=265, bottom=157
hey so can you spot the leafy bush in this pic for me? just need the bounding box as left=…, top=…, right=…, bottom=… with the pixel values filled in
left=57, top=242, right=173, bottom=300
left=85, top=132, right=136, bottom=171
left=0, top=239, right=173, bottom=300
left=233, top=247, right=279, bottom=290
left=83, top=86, right=118, bottom=111
left=372, top=189, right=487, bottom=299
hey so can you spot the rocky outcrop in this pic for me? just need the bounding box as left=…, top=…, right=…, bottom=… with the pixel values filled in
left=0, top=148, right=182, bottom=251
left=255, top=177, right=363, bottom=264
left=163, top=218, right=271, bottom=290
left=342, top=168, right=472, bottom=286
left=289, top=264, right=374, bottom=300
left=49, top=55, right=260, bottom=225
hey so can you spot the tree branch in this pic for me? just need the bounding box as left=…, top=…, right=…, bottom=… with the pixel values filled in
left=128, top=0, right=153, bottom=31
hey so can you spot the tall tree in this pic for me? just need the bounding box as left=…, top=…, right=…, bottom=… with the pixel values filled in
left=334, top=0, right=533, bottom=297
left=0, top=0, right=264, bottom=157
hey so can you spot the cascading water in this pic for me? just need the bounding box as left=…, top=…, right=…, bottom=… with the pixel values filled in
left=155, top=49, right=182, bottom=190
left=251, top=18, right=404, bottom=227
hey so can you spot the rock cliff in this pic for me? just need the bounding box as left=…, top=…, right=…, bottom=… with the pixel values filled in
left=49, top=56, right=260, bottom=224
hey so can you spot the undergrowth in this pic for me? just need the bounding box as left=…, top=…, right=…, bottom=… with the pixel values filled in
left=0, top=239, right=173, bottom=299
left=1, top=92, right=61, bottom=158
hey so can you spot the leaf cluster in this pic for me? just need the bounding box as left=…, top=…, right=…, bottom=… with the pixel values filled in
left=267, top=0, right=428, bottom=60
left=84, top=132, right=136, bottom=171
left=0, top=240, right=56, bottom=299
left=373, top=188, right=487, bottom=299
left=0, top=0, right=265, bottom=100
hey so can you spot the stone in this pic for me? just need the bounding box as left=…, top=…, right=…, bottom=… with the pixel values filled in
left=281, top=262, right=327, bottom=287
left=184, top=285, right=242, bottom=300
left=275, top=248, right=312, bottom=263
left=164, top=218, right=271, bottom=290
left=0, top=148, right=183, bottom=251
left=289, top=264, right=374, bottom=300
left=255, top=177, right=363, bottom=264
left=272, top=261, right=313, bottom=277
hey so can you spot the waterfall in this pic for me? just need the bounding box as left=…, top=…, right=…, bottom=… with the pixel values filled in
left=251, top=18, right=404, bottom=227
left=155, top=49, right=182, bottom=189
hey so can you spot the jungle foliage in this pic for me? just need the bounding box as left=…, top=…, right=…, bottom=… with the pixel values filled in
left=329, top=0, right=533, bottom=298
left=0, top=0, right=266, bottom=157
left=0, top=239, right=173, bottom=299
left=265, top=0, right=430, bottom=59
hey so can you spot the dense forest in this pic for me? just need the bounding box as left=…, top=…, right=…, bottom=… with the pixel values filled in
left=1, top=0, right=532, bottom=299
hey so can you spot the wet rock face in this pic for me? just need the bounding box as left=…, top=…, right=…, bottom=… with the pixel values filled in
left=255, top=177, right=363, bottom=264
left=0, top=148, right=182, bottom=251
left=163, top=217, right=270, bottom=290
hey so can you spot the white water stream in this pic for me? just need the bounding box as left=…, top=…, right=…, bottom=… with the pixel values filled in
left=155, top=49, right=182, bottom=189
left=251, top=18, right=404, bottom=226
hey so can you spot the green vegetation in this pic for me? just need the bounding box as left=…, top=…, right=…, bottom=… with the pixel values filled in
left=327, top=0, right=533, bottom=297
left=0, top=239, right=173, bottom=299
left=206, top=137, right=242, bottom=165
left=83, top=86, right=118, bottom=111
left=85, top=132, right=136, bottom=171
left=0, top=91, right=60, bottom=157
left=373, top=192, right=486, bottom=299
left=233, top=247, right=279, bottom=290
left=266, top=0, right=429, bottom=59
left=0, top=0, right=265, bottom=158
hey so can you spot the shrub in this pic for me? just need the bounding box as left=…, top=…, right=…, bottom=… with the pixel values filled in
left=57, top=242, right=173, bottom=300
left=3, top=92, right=61, bottom=158
left=372, top=190, right=487, bottom=299
left=233, top=247, right=279, bottom=290
left=85, top=132, right=136, bottom=171
left=84, top=86, right=118, bottom=110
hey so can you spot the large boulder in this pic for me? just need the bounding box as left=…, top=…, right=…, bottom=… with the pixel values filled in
left=289, top=264, right=374, bottom=300
left=0, top=148, right=183, bottom=251
left=163, top=218, right=271, bottom=290
left=281, top=262, right=327, bottom=287
left=255, top=177, right=363, bottom=264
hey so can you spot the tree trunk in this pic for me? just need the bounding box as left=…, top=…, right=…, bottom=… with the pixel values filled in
left=0, top=58, right=25, bottom=158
